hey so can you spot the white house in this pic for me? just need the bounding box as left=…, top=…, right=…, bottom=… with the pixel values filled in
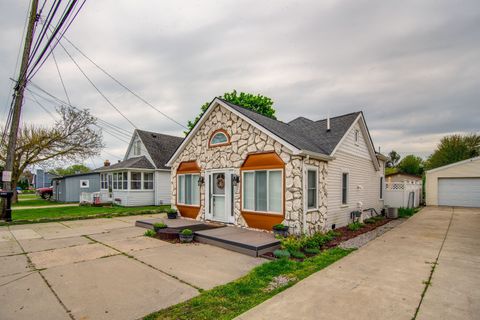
left=166, top=98, right=387, bottom=235
left=97, top=129, right=183, bottom=206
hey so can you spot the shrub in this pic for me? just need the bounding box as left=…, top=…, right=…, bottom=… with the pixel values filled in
left=398, top=207, right=415, bottom=218
left=180, top=228, right=193, bottom=236
left=373, top=215, right=385, bottom=221
left=364, top=217, right=376, bottom=224
left=304, top=247, right=320, bottom=255
left=347, top=222, right=364, bottom=231
left=272, top=223, right=288, bottom=231
left=280, top=236, right=303, bottom=253
left=144, top=230, right=156, bottom=237
left=166, top=208, right=178, bottom=214
left=153, top=222, right=168, bottom=229
left=290, top=251, right=306, bottom=259
left=273, top=249, right=291, bottom=259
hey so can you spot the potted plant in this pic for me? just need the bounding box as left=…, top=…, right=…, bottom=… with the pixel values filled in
left=272, top=223, right=289, bottom=237
left=153, top=222, right=167, bottom=232
left=166, top=208, right=178, bottom=219
left=179, top=229, right=194, bottom=243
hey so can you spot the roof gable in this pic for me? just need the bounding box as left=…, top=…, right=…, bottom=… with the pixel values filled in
left=96, top=155, right=155, bottom=171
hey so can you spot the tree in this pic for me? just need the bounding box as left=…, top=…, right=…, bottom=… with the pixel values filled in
left=426, top=134, right=480, bottom=170
left=386, top=150, right=401, bottom=168
left=186, top=90, right=276, bottom=133
left=0, top=106, right=103, bottom=204
left=51, top=164, right=91, bottom=176
left=398, top=155, right=424, bottom=175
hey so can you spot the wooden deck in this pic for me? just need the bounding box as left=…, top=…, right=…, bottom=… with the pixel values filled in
left=136, top=218, right=280, bottom=257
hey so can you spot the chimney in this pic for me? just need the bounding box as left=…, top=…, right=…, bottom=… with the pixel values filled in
left=104, top=160, right=111, bottom=167
left=118, top=160, right=121, bottom=163
left=326, top=115, right=331, bottom=131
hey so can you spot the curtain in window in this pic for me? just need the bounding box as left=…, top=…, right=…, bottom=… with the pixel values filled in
left=268, top=171, right=282, bottom=212
left=255, top=171, right=267, bottom=211
left=192, top=174, right=199, bottom=205
left=178, top=175, right=185, bottom=203
left=243, top=172, right=255, bottom=210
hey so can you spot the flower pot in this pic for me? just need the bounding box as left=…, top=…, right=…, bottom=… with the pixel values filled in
left=167, top=212, right=177, bottom=219
left=273, top=227, right=289, bottom=237
left=179, top=234, right=194, bottom=243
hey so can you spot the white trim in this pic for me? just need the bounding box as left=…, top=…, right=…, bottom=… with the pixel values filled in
left=304, top=165, right=319, bottom=211
left=79, top=180, right=89, bottom=188
left=341, top=171, right=349, bottom=205
left=426, top=156, right=480, bottom=174
left=298, top=149, right=334, bottom=161
left=330, top=113, right=380, bottom=170
left=177, top=173, right=200, bottom=206
left=166, top=98, right=305, bottom=166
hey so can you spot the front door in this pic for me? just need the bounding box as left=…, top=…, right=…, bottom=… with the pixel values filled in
left=205, top=170, right=234, bottom=223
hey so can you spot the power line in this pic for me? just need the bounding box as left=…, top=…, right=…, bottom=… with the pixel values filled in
left=54, top=40, right=138, bottom=129
left=51, top=45, right=71, bottom=105
left=61, top=35, right=188, bottom=129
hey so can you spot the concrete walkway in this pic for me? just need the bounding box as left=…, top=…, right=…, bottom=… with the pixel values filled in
left=237, top=207, right=480, bottom=320
left=0, top=214, right=265, bottom=320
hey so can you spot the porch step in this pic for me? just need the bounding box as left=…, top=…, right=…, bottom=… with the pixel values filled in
left=195, top=226, right=280, bottom=257
left=135, top=218, right=221, bottom=232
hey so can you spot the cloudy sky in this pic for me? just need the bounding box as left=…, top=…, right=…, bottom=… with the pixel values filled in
left=1, top=0, right=479, bottom=169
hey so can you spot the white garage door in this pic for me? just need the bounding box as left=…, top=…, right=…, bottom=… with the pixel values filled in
left=438, top=178, right=480, bottom=207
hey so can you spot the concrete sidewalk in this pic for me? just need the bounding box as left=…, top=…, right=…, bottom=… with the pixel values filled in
left=237, top=207, right=480, bottom=320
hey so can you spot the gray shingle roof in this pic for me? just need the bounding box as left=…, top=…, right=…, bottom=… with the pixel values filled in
left=219, top=98, right=361, bottom=155
left=96, top=156, right=155, bottom=171
left=136, top=130, right=184, bottom=169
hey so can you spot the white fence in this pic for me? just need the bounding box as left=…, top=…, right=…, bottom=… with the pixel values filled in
left=384, top=181, right=422, bottom=208
left=80, top=191, right=112, bottom=205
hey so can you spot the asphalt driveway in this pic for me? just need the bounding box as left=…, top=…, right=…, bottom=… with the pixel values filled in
left=0, top=214, right=265, bottom=320
left=237, top=206, right=480, bottom=320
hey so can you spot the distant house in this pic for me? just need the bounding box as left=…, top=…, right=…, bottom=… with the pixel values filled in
left=52, top=172, right=100, bottom=202
left=96, top=129, right=183, bottom=206
left=34, top=169, right=59, bottom=188
left=166, top=98, right=387, bottom=235
left=386, top=172, right=422, bottom=184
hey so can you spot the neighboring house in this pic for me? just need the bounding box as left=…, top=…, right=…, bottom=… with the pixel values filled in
left=52, top=172, right=100, bottom=202
left=166, top=98, right=387, bottom=235
left=96, top=129, right=183, bottom=206
left=34, top=169, right=59, bottom=188
left=386, top=172, right=422, bottom=184
left=425, top=156, right=480, bottom=207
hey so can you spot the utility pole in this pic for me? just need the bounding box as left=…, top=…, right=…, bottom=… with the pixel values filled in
left=1, top=0, right=39, bottom=221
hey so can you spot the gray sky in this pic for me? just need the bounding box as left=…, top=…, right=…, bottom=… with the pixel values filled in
left=1, top=0, right=479, bottom=168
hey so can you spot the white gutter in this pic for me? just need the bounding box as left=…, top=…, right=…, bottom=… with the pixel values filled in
left=297, top=150, right=334, bottom=161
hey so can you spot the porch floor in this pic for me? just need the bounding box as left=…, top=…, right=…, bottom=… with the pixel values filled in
left=135, top=217, right=280, bottom=257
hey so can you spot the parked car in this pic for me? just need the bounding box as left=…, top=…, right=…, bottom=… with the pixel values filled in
left=36, top=187, right=53, bottom=200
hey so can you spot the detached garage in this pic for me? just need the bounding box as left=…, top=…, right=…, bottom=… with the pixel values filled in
left=426, top=156, right=480, bottom=207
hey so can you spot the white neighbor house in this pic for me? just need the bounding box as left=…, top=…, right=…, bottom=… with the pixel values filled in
left=97, top=129, right=183, bottom=206
left=167, top=98, right=388, bottom=235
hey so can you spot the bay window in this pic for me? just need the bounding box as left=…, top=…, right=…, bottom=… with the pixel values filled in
left=242, top=170, right=282, bottom=214
left=177, top=174, right=200, bottom=205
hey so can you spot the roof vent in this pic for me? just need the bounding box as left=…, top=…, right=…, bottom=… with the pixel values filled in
left=327, top=116, right=331, bottom=131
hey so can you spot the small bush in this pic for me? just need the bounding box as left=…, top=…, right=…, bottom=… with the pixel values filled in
left=180, top=228, right=193, bottom=236
left=373, top=215, right=385, bottom=221
left=304, top=247, right=320, bottom=255
left=364, top=217, right=376, bottom=224
left=290, top=251, right=306, bottom=259
left=399, top=207, right=415, bottom=218
left=280, top=236, right=303, bottom=253
left=273, top=249, right=291, bottom=259
left=347, top=222, right=364, bottom=231
left=144, top=230, right=156, bottom=237
left=153, top=222, right=168, bottom=229
left=272, top=223, right=288, bottom=231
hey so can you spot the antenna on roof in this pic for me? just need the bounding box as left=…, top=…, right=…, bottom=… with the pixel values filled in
left=326, top=114, right=331, bottom=131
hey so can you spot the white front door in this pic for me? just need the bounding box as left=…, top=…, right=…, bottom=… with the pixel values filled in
left=205, top=169, right=234, bottom=223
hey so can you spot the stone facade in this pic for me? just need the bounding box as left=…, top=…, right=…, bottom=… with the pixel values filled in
left=171, top=104, right=328, bottom=235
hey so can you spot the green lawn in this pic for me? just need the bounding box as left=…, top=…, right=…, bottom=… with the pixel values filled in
left=144, top=248, right=353, bottom=320
left=18, top=193, right=39, bottom=200
left=6, top=205, right=170, bottom=224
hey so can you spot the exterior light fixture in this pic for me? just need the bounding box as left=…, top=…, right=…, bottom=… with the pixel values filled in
left=232, top=174, right=240, bottom=186
left=197, top=176, right=205, bottom=186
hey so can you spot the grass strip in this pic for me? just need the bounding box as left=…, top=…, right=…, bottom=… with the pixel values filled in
left=144, top=247, right=353, bottom=320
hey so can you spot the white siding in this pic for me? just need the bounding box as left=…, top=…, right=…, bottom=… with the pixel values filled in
left=327, top=121, right=384, bottom=229
left=112, top=190, right=155, bottom=206
left=155, top=171, right=172, bottom=205
left=125, top=133, right=155, bottom=165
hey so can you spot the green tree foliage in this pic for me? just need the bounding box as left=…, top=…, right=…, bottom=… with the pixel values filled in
left=186, top=90, right=276, bottom=133
left=51, top=164, right=91, bottom=176
left=426, top=134, right=480, bottom=170
left=386, top=150, right=401, bottom=168
left=398, top=155, right=424, bottom=175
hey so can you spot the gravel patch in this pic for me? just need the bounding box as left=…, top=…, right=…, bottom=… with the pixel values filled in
left=264, top=275, right=297, bottom=292
left=339, top=219, right=406, bottom=249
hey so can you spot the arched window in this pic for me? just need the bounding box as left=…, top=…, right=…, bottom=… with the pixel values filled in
left=209, top=130, right=230, bottom=147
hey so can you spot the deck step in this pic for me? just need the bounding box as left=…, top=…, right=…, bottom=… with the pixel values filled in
left=195, top=227, right=280, bottom=257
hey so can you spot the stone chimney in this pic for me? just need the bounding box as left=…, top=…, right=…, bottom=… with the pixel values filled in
left=104, top=160, right=111, bottom=167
